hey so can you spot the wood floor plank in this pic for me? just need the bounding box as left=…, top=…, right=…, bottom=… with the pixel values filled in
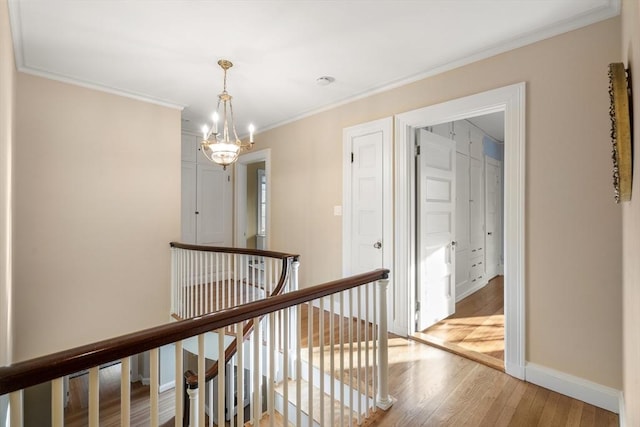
left=579, top=403, right=596, bottom=426
left=419, top=276, right=505, bottom=365
left=537, top=390, right=560, bottom=426
left=566, top=399, right=584, bottom=427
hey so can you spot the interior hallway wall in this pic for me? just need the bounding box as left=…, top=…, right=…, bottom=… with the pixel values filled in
left=254, top=18, right=622, bottom=389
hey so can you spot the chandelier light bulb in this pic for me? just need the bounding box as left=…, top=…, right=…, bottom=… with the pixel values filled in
left=249, top=123, right=255, bottom=143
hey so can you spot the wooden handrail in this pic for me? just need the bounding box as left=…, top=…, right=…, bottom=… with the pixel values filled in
left=0, top=268, right=388, bottom=396
left=170, top=242, right=299, bottom=261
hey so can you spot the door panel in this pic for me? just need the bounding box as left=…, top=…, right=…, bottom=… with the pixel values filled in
left=417, top=128, right=456, bottom=331
left=485, top=157, right=502, bottom=278
left=351, top=132, right=384, bottom=274
left=197, top=164, right=232, bottom=246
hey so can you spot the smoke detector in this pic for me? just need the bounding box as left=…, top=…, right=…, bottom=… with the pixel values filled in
left=316, top=76, right=335, bottom=86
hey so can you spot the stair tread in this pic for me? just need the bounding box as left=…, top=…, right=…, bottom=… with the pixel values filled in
left=274, top=377, right=365, bottom=426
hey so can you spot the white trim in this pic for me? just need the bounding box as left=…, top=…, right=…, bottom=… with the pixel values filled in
left=525, top=363, right=621, bottom=414
left=158, top=380, right=175, bottom=394
left=394, top=83, right=526, bottom=379
left=456, top=279, right=489, bottom=303
left=7, top=1, right=183, bottom=111
left=253, top=3, right=618, bottom=137
left=234, top=149, right=271, bottom=249
left=619, top=392, right=626, bottom=427
left=342, top=117, right=394, bottom=330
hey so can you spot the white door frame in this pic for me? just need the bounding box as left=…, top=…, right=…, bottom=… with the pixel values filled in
left=394, top=83, right=526, bottom=379
left=234, top=149, right=271, bottom=249
left=342, top=117, right=394, bottom=321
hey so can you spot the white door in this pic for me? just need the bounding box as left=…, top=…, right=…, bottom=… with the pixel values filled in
left=181, top=162, right=197, bottom=244
left=350, top=132, right=384, bottom=274
left=343, top=118, right=392, bottom=324
left=416, top=128, right=456, bottom=331
left=196, top=163, right=232, bottom=246
left=485, top=157, right=502, bottom=278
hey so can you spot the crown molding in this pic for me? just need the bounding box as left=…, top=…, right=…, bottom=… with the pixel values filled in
left=257, top=0, right=620, bottom=134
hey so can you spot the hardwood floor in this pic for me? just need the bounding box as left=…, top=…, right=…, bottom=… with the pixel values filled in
left=64, top=334, right=618, bottom=426
left=416, top=276, right=505, bottom=371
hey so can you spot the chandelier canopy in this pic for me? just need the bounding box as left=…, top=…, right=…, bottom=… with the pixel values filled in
left=201, top=59, right=254, bottom=169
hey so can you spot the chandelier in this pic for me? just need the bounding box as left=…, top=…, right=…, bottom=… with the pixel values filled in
left=201, top=59, right=254, bottom=169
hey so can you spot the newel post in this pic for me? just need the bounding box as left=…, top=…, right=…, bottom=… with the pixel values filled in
left=377, top=277, right=394, bottom=410
left=291, top=258, right=300, bottom=291
left=186, top=385, right=198, bottom=427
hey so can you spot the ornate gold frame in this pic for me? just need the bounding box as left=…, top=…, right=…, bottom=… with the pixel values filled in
left=608, top=62, right=633, bottom=203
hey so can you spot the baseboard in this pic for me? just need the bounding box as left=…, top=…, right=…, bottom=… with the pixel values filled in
left=141, top=376, right=150, bottom=386
left=456, top=278, right=488, bottom=302
left=619, top=392, right=626, bottom=427
left=525, top=363, right=620, bottom=413
left=159, top=380, right=175, bottom=394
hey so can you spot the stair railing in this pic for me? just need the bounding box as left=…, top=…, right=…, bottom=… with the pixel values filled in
left=0, top=268, right=392, bottom=427
left=170, top=242, right=299, bottom=320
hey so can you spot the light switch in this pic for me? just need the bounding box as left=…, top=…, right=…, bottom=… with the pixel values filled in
left=333, top=205, right=342, bottom=216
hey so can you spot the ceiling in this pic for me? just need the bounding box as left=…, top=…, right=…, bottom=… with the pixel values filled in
left=8, top=1, right=618, bottom=137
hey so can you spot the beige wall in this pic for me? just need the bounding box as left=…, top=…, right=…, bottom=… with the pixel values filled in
left=621, top=0, right=640, bottom=424
left=0, top=0, right=15, bottom=368
left=13, top=73, right=181, bottom=361
left=255, top=18, right=622, bottom=388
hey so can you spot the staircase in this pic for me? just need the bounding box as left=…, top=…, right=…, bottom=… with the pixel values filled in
left=0, top=244, right=392, bottom=427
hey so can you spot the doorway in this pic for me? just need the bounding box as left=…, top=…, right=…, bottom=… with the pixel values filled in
left=234, top=149, right=271, bottom=249
left=394, top=83, right=525, bottom=379
left=414, top=114, right=505, bottom=370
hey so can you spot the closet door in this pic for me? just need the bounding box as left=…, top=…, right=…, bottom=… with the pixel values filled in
left=455, top=152, right=470, bottom=297
left=485, top=157, right=502, bottom=278
left=196, top=163, right=232, bottom=246
left=469, top=157, right=485, bottom=285
left=181, top=162, right=197, bottom=244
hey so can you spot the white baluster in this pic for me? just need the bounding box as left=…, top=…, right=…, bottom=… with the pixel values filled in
left=204, top=250, right=209, bottom=315
left=339, top=291, right=345, bottom=427
left=89, top=366, right=99, bottom=427
left=198, top=334, right=206, bottom=427
left=296, top=305, right=302, bottom=427
left=330, top=295, right=335, bottom=425
left=365, top=283, right=370, bottom=417
left=269, top=312, right=275, bottom=422
left=151, top=348, right=159, bottom=427
left=373, top=280, right=378, bottom=411
left=51, top=377, right=64, bottom=427
left=209, top=252, right=214, bottom=313
left=319, top=296, right=325, bottom=427
left=348, top=288, right=354, bottom=427
left=357, top=286, right=362, bottom=424
left=237, top=322, right=245, bottom=427
left=291, top=259, right=300, bottom=292
left=121, top=356, right=131, bottom=427
left=171, top=248, right=176, bottom=316
left=9, top=390, right=23, bottom=427
left=283, top=307, right=289, bottom=426
left=217, top=330, right=225, bottom=427
left=307, top=300, right=313, bottom=425
left=252, top=316, right=261, bottom=424
left=376, top=278, right=393, bottom=410
left=175, top=341, right=184, bottom=427
left=208, top=376, right=213, bottom=427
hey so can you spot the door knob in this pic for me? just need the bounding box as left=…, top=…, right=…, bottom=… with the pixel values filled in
left=487, top=232, right=493, bottom=235
left=451, top=241, right=457, bottom=247
left=373, top=241, right=382, bottom=249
